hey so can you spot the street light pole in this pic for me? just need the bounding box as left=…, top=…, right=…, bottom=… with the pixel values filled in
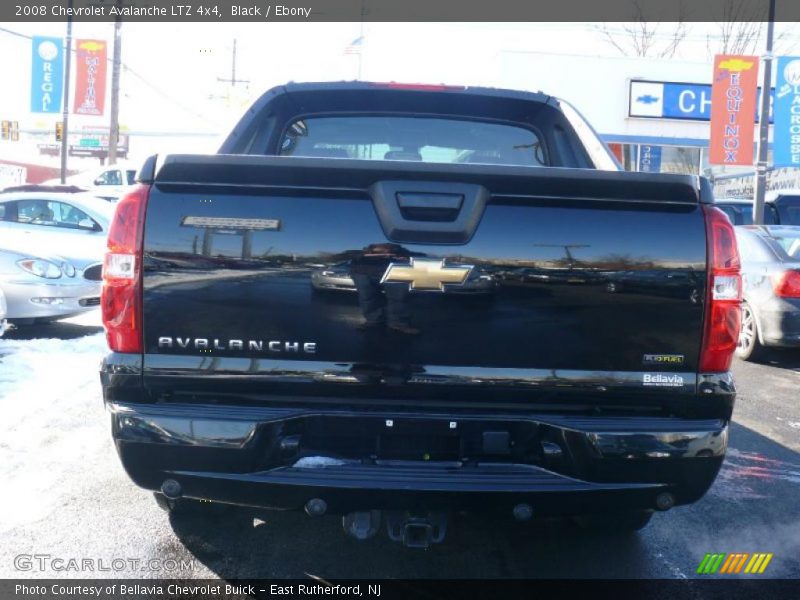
left=60, top=0, right=73, bottom=183
left=108, top=5, right=122, bottom=165
left=753, top=0, right=776, bottom=225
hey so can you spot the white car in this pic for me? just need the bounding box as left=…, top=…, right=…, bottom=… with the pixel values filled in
left=0, top=186, right=114, bottom=266
left=43, top=163, right=138, bottom=201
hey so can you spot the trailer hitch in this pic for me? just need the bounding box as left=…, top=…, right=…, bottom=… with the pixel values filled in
left=386, top=511, right=448, bottom=549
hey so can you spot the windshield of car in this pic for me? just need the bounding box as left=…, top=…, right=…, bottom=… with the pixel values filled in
left=278, top=116, right=548, bottom=166
left=715, top=202, right=779, bottom=226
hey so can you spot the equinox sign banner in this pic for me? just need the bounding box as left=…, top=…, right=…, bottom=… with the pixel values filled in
left=73, top=39, right=107, bottom=116
left=709, top=55, right=759, bottom=166
left=30, top=36, right=64, bottom=113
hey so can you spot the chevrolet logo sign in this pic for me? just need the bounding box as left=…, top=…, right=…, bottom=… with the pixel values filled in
left=381, top=258, right=473, bottom=291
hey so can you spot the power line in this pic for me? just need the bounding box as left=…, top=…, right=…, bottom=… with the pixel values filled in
left=0, top=25, right=219, bottom=126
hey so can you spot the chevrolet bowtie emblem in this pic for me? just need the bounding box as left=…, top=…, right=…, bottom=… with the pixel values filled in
left=380, top=258, right=473, bottom=291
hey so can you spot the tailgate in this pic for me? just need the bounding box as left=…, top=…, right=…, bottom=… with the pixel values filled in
left=139, top=156, right=707, bottom=405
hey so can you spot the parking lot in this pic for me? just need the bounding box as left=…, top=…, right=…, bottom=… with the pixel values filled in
left=0, top=310, right=798, bottom=580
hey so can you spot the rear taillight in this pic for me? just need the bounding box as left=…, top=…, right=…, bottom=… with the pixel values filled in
left=773, top=270, right=800, bottom=298
left=102, top=184, right=149, bottom=353
left=700, top=205, right=742, bottom=372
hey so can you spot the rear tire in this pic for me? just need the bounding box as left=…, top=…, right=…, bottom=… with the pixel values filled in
left=735, top=302, right=766, bottom=361
left=573, top=510, right=654, bottom=533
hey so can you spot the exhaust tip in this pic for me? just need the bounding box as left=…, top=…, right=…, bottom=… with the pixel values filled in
left=160, top=479, right=182, bottom=500
left=305, top=498, right=328, bottom=517
left=655, top=492, right=676, bottom=511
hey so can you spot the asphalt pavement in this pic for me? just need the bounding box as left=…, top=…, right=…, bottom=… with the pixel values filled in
left=0, top=311, right=798, bottom=580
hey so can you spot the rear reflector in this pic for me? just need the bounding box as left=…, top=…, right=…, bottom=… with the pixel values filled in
left=102, top=184, right=149, bottom=353
left=700, top=206, right=742, bottom=373
left=773, top=270, right=800, bottom=298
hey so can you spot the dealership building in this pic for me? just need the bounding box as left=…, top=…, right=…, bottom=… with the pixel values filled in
left=498, top=51, right=800, bottom=196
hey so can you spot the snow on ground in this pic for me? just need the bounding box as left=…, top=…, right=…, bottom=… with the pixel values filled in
left=0, top=310, right=111, bottom=533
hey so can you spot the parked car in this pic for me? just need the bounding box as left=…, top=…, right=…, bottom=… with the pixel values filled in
left=0, top=287, right=7, bottom=336
left=43, top=163, right=138, bottom=201
left=0, top=185, right=114, bottom=267
left=714, top=191, right=800, bottom=226
left=101, top=81, right=739, bottom=545
left=0, top=246, right=102, bottom=323
left=734, top=225, right=800, bottom=360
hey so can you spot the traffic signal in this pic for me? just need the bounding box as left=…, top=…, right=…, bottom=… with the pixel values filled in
left=55, top=121, right=63, bottom=142
left=10, top=121, right=19, bottom=142
left=1, top=120, right=9, bottom=140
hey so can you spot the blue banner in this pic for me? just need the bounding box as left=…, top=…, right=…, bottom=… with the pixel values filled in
left=773, top=56, right=800, bottom=167
left=30, top=36, right=64, bottom=114
left=638, top=145, right=662, bottom=173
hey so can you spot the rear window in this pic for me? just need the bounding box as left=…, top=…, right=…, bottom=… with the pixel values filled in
left=278, top=116, right=547, bottom=166
left=769, top=230, right=800, bottom=260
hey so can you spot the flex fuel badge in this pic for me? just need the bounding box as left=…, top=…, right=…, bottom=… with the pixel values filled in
left=643, top=354, right=685, bottom=366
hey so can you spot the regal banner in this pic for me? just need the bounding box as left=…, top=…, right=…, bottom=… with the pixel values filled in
left=73, top=39, right=107, bottom=116
left=30, top=36, right=64, bottom=113
left=709, top=55, right=759, bottom=166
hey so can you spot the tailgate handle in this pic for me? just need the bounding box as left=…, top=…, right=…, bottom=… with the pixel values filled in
left=370, top=181, right=489, bottom=244
left=396, top=193, right=464, bottom=222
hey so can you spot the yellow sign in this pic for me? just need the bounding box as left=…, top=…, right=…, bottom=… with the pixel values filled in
left=718, top=58, right=755, bottom=72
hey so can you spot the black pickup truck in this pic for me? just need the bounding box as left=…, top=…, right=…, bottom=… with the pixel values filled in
left=101, top=82, right=741, bottom=547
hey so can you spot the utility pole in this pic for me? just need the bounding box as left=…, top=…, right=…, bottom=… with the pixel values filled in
left=753, top=0, right=776, bottom=225
left=108, top=2, right=123, bottom=165
left=60, top=0, right=73, bottom=183
left=217, top=39, right=249, bottom=88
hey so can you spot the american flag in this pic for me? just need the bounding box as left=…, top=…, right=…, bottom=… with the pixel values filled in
left=344, top=36, right=364, bottom=54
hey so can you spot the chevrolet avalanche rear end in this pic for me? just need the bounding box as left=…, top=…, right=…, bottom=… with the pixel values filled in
left=100, top=82, right=740, bottom=547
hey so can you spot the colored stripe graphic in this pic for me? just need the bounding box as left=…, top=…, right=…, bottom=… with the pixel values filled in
left=700, top=553, right=774, bottom=575
left=720, top=554, right=737, bottom=573
left=758, top=554, right=773, bottom=573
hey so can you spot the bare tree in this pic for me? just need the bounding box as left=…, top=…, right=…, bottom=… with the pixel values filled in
left=705, top=0, right=789, bottom=57
left=597, top=1, right=689, bottom=59
left=707, top=0, right=766, bottom=56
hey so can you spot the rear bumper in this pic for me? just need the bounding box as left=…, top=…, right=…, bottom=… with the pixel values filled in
left=759, top=302, right=800, bottom=347
left=108, top=402, right=728, bottom=515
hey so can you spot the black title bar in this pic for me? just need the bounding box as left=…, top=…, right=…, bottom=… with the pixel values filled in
left=5, top=0, right=800, bottom=22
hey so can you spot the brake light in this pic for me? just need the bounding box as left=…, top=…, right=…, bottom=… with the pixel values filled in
left=101, top=184, right=149, bottom=353
left=773, top=270, right=800, bottom=298
left=374, top=82, right=464, bottom=92
left=699, top=205, right=742, bottom=372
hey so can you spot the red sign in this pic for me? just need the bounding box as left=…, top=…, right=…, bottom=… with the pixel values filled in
left=73, top=39, right=107, bottom=116
left=709, top=55, right=759, bottom=165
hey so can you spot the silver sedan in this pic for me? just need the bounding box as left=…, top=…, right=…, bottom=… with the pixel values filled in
left=735, top=225, right=800, bottom=360
left=0, top=246, right=102, bottom=324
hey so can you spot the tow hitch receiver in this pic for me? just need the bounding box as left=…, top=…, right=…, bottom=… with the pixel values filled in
left=386, top=511, right=448, bottom=548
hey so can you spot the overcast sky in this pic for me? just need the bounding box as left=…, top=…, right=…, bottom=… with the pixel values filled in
left=1, top=21, right=799, bottom=158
